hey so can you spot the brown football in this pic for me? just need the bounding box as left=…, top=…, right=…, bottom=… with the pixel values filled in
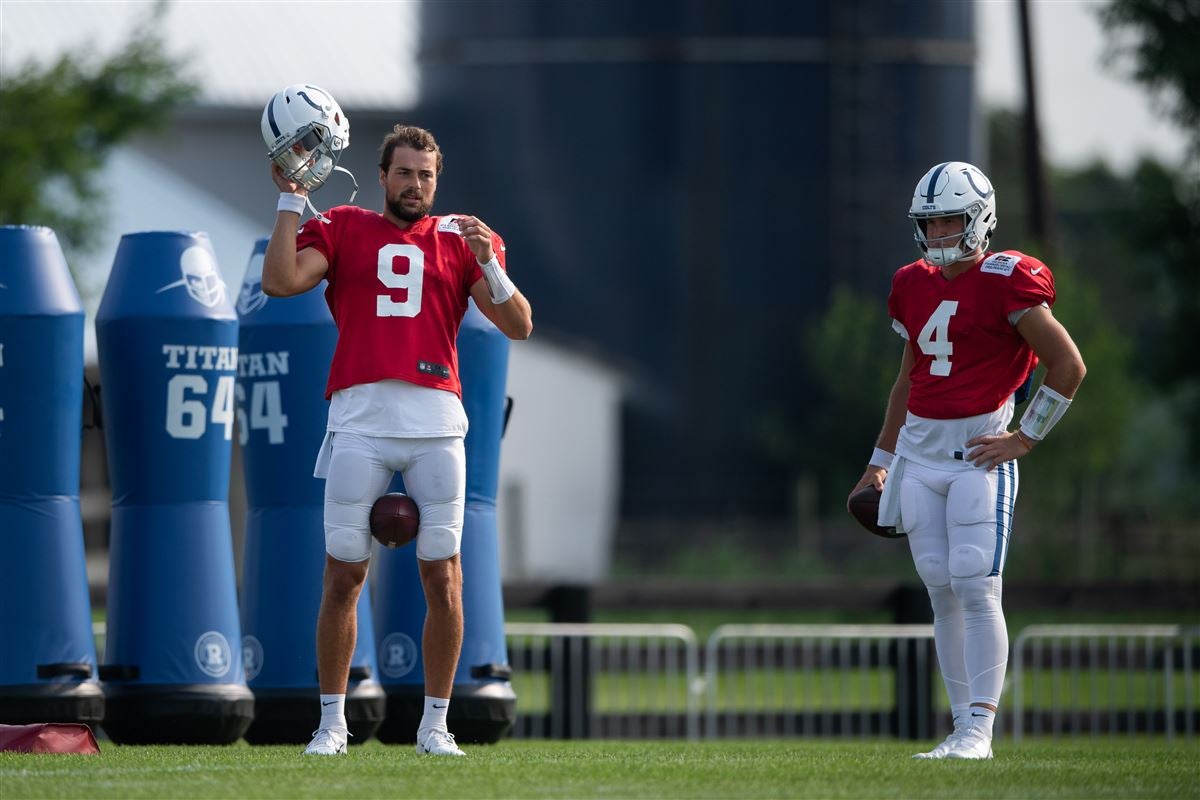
left=846, top=485, right=905, bottom=539
left=369, top=492, right=420, bottom=548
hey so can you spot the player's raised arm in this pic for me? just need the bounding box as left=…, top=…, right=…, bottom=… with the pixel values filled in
left=262, top=164, right=329, bottom=297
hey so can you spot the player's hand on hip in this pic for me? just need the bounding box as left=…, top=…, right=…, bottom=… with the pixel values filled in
left=458, top=216, right=495, bottom=263
left=271, top=163, right=307, bottom=196
left=965, top=431, right=1029, bottom=471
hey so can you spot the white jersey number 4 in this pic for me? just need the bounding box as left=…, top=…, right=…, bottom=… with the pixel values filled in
left=916, top=300, right=959, bottom=376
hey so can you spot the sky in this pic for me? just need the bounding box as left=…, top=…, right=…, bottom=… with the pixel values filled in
left=0, top=0, right=1188, bottom=169
left=975, top=0, right=1189, bottom=170
left=0, top=0, right=1189, bottom=361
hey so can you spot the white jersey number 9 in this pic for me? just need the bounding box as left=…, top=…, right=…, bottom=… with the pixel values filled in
left=377, top=244, right=424, bottom=317
left=916, top=300, right=959, bottom=377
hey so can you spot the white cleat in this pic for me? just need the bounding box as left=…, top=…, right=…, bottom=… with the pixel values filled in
left=415, top=727, right=466, bottom=757
left=304, top=727, right=349, bottom=756
left=945, top=725, right=994, bottom=760
left=912, top=730, right=962, bottom=759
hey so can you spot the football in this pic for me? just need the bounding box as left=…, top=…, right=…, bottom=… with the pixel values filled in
left=846, top=485, right=905, bottom=539
left=369, top=492, right=420, bottom=548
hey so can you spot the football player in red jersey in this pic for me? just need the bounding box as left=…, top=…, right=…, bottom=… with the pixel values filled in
left=849, top=162, right=1085, bottom=760
left=263, top=124, right=532, bottom=758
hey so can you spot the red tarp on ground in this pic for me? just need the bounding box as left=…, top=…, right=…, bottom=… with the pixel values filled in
left=0, top=723, right=100, bottom=754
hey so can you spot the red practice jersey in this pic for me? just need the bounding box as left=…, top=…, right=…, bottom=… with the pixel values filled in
left=888, top=250, right=1054, bottom=419
left=296, top=206, right=502, bottom=399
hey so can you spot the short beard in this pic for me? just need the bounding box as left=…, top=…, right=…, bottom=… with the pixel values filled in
left=386, top=193, right=432, bottom=222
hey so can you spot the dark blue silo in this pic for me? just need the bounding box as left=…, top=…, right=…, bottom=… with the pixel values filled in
left=0, top=225, right=104, bottom=726
left=417, top=0, right=977, bottom=516
left=95, top=231, right=253, bottom=744
left=235, top=237, right=385, bottom=744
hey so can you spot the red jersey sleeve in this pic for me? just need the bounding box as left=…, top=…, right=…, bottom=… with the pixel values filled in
left=887, top=262, right=919, bottom=337
left=1002, top=252, right=1055, bottom=317
left=296, top=206, right=349, bottom=279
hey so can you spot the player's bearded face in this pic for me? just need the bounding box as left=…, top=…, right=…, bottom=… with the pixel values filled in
left=381, top=147, right=439, bottom=223
left=387, top=188, right=433, bottom=222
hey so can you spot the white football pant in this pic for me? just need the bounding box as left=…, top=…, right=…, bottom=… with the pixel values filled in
left=900, top=459, right=1017, bottom=713
left=322, top=431, right=466, bottom=563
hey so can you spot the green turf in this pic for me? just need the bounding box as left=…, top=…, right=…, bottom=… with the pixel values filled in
left=2, top=739, right=1196, bottom=799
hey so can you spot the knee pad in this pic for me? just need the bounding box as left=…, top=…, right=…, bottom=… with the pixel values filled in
left=416, top=525, right=460, bottom=561
left=324, top=496, right=372, bottom=563
left=951, top=574, right=1002, bottom=612
left=325, top=523, right=371, bottom=563
left=949, top=544, right=991, bottom=580
left=413, top=498, right=464, bottom=561
left=914, top=553, right=950, bottom=589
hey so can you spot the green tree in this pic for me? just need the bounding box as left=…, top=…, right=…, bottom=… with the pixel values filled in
left=0, top=14, right=197, bottom=251
left=1101, top=0, right=1200, bottom=161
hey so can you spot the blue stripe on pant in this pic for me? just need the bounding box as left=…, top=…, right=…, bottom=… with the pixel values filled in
left=990, top=460, right=1017, bottom=576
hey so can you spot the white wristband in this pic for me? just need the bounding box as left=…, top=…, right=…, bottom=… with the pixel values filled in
left=868, top=448, right=894, bottom=470
left=479, top=256, right=516, bottom=304
left=1019, top=384, right=1072, bottom=440
left=277, top=193, right=306, bottom=215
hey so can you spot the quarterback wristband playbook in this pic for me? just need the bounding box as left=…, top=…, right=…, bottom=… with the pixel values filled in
left=277, top=192, right=307, bottom=215
left=868, top=448, right=894, bottom=470
left=1019, top=384, right=1072, bottom=440
left=479, top=256, right=516, bottom=304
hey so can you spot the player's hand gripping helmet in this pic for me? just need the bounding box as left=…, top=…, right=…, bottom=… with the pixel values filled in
left=908, top=161, right=997, bottom=267
left=261, top=85, right=358, bottom=222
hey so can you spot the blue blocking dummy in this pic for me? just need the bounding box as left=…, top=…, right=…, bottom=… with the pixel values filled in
left=235, top=238, right=384, bottom=744
left=373, top=302, right=516, bottom=744
left=0, top=226, right=104, bottom=725
left=95, top=231, right=253, bottom=743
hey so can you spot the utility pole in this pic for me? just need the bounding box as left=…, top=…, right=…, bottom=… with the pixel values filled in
left=1017, top=0, right=1057, bottom=255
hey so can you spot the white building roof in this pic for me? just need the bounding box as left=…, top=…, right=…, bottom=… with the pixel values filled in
left=0, top=0, right=420, bottom=110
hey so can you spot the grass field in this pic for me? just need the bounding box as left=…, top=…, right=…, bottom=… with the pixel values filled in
left=3, top=739, right=1196, bottom=799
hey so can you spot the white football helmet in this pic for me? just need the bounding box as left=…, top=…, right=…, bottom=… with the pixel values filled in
left=261, top=84, right=351, bottom=193
left=908, top=161, right=997, bottom=266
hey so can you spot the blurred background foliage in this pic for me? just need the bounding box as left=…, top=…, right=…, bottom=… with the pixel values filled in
left=0, top=8, right=197, bottom=259
left=0, top=1, right=1194, bottom=583
left=658, top=0, right=1200, bottom=582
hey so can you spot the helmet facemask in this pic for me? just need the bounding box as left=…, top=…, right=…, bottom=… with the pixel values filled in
left=910, top=208, right=985, bottom=267
left=908, top=162, right=997, bottom=267
left=267, top=122, right=344, bottom=193
left=261, top=84, right=358, bottom=221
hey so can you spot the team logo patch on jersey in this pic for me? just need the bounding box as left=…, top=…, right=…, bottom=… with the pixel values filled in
left=418, top=360, right=450, bottom=379
left=980, top=253, right=1019, bottom=277
left=437, top=216, right=464, bottom=235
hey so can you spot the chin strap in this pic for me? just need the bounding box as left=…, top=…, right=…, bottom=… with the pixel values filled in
left=305, top=166, right=359, bottom=224
left=335, top=165, right=359, bottom=204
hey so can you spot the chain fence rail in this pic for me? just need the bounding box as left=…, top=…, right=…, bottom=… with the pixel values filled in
left=91, top=620, right=1197, bottom=741
left=1010, top=624, right=1198, bottom=742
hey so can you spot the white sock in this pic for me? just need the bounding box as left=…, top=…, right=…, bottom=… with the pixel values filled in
left=320, top=694, right=347, bottom=731
left=968, top=705, right=996, bottom=737
left=950, top=703, right=971, bottom=732
left=419, top=695, right=450, bottom=733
